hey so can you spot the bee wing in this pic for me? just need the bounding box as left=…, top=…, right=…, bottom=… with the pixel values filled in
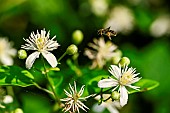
left=110, top=30, right=117, bottom=36
left=105, top=27, right=111, bottom=32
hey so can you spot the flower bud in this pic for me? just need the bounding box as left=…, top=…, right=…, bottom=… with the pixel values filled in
left=72, top=30, right=84, bottom=45
left=14, top=108, right=24, bottom=113
left=111, top=91, right=120, bottom=100
left=119, top=57, right=130, bottom=67
left=18, top=49, right=27, bottom=59
left=66, top=44, right=78, bottom=55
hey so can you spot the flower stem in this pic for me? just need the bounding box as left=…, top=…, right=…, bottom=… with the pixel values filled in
left=41, top=56, right=61, bottom=105
left=33, top=82, right=54, bottom=96
left=58, top=52, right=67, bottom=62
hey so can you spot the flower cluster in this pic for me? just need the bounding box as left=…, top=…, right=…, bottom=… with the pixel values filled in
left=0, top=27, right=157, bottom=113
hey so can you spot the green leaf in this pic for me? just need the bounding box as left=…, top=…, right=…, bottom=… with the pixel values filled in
left=0, top=66, right=34, bottom=87
left=129, top=79, right=159, bottom=94
left=87, top=75, right=109, bottom=94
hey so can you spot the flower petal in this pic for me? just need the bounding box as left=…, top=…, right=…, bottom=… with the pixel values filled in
left=0, top=55, right=14, bottom=65
left=109, top=65, right=121, bottom=79
left=119, top=86, right=128, bottom=107
left=107, top=104, right=119, bottom=113
left=98, top=78, right=118, bottom=88
left=26, top=51, right=40, bottom=69
left=42, top=51, right=58, bottom=67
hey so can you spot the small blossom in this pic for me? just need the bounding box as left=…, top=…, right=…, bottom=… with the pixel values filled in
left=150, top=15, right=170, bottom=38
left=60, top=81, right=91, bottom=113
left=89, top=0, right=109, bottom=16
left=84, top=38, right=117, bottom=69
left=0, top=38, right=16, bottom=65
left=21, top=29, right=60, bottom=69
left=93, top=94, right=121, bottom=113
left=98, top=65, right=141, bottom=107
left=3, top=95, right=13, bottom=104
left=104, top=5, right=135, bottom=34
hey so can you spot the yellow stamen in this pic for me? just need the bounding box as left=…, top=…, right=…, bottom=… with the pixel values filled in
left=36, top=37, right=46, bottom=51
left=120, top=71, right=133, bottom=85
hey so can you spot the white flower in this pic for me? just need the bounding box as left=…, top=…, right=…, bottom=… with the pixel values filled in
left=104, top=5, right=135, bottom=34
left=98, top=65, right=141, bottom=107
left=3, top=95, right=13, bottom=104
left=93, top=94, right=121, bottom=113
left=0, top=38, right=16, bottom=65
left=84, top=38, right=117, bottom=69
left=89, top=0, right=109, bottom=16
left=60, top=81, right=91, bottom=113
left=21, top=29, right=60, bottom=69
left=150, top=15, right=170, bottom=38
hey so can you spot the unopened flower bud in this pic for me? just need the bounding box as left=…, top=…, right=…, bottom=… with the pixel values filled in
left=18, top=49, right=27, bottom=59
left=14, top=108, right=23, bottom=113
left=72, top=30, right=84, bottom=45
left=119, top=57, right=130, bottom=67
left=66, top=44, right=78, bottom=55
left=111, top=91, right=120, bottom=100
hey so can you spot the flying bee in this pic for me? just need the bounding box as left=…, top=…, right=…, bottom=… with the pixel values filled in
left=97, top=26, right=117, bottom=40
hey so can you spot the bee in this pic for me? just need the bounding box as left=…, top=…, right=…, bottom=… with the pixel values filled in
left=97, top=26, right=117, bottom=40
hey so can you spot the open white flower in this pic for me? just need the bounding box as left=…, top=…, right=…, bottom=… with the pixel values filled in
left=84, top=38, right=117, bottom=69
left=98, top=65, right=141, bottom=107
left=60, top=81, right=91, bottom=113
left=21, top=29, right=60, bottom=69
left=0, top=38, right=16, bottom=65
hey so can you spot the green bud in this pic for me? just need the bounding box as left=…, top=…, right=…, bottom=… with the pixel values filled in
left=72, top=30, right=84, bottom=45
left=119, top=57, right=130, bottom=67
left=111, top=91, right=120, bottom=100
left=14, top=108, right=23, bottom=113
left=66, top=44, right=78, bottom=55
left=18, top=49, right=27, bottom=59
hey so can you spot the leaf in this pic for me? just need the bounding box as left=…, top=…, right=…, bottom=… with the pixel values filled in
left=87, top=75, right=109, bottom=94
left=0, top=66, right=35, bottom=87
left=128, top=79, right=159, bottom=94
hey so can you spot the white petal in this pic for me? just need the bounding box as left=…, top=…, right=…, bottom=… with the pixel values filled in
left=26, top=51, right=40, bottom=69
left=127, top=85, right=140, bottom=90
left=107, top=104, right=119, bottom=113
left=109, top=65, right=121, bottom=79
left=0, top=55, right=13, bottom=65
left=98, top=78, right=118, bottom=88
left=92, top=103, right=105, bottom=112
left=119, top=86, right=128, bottom=107
left=42, top=51, right=58, bottom=68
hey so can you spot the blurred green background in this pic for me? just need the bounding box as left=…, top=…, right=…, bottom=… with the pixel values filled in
left=0, top=0, right=170, bottom=113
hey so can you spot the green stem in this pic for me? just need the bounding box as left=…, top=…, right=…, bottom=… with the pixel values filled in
left=41, top=57, right=61, bottom=104
left=6, top=86, right=14, bottom=97
left=33, top=82, right=54, bottom=96
left=87, top=87, right=114, bottom=100
left=58, top=52, right=67, bottom=62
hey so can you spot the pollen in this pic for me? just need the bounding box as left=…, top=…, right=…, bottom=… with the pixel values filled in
left=36, top=37, right=46, bottom=51
left=120, top=71, right=133, bottom=85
